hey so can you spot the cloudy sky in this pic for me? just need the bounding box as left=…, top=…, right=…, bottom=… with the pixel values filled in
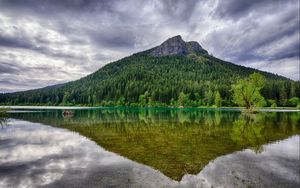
left=0, top=0, right=299, bottom=93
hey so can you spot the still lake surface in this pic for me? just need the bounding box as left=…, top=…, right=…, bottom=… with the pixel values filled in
left=0, top=107, right=299, bottom=188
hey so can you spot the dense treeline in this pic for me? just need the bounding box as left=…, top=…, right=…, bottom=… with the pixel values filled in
left=1, top=52, right=299, bottom=107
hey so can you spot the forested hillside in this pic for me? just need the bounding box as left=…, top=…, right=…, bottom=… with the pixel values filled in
left=1, top=36, right=299, bottom=107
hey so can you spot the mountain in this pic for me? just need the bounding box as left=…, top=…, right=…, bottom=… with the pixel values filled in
left=0, top=35, right=299, bottom=107
left=150, top=35, right=208, bottom=56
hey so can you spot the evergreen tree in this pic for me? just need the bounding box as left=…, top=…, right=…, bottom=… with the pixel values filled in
left=62, top=92, right=71, bottom=105
left=279, top=87, right=288, bottom=106
left=204, top=89, right=213, bottom=106
left=178, top=92, right=189, bottom=106
left=214, top=91, right=222, bottom=107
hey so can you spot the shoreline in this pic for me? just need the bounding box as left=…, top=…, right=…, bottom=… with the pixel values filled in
left=1, top=105, right=299, bottom=112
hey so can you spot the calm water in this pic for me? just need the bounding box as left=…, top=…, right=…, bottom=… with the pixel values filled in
left=0, top=107, right=299, bottom=187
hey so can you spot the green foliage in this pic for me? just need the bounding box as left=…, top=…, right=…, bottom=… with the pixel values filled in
left=0, top=53, right=299, bottom=107
left=279, top=87, right=288, bottom=106
left=271, top=103, right=277, bottom=108
left=178, top=92, right=190, bottom=106
left=138, top=94, right=147, bottom=106
left=268, top=99, right=278, bottom=108
left=287, top=97, right=299, bottom=107
left=231, top=73, right=266, bottom=110
left=214, top=91, right=222, bottom=107
left=62, top=91, right=71, bottom=105
left=204, top=89, right=214, bottom=106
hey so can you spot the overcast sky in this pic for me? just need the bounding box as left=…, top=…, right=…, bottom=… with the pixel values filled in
left=0, top=0, right=299, bottom=93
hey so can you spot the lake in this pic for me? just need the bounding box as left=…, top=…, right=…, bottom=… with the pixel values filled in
left=0, top=107, right=299, bottom=187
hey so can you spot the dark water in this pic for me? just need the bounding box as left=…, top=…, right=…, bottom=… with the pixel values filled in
left=0, top=107, right=299, bottom=187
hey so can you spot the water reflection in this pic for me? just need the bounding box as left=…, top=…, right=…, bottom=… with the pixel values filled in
left=6, top=108, right=300, bottom=181
left=0, top=119, right=8, bottom=129
left=0, top=118, right=298, bottom=188
left=231, top=114, right=266, bottom=153
left=0, top=119, right=177, bottom=188
left=182, top=135, right=300, bottom=188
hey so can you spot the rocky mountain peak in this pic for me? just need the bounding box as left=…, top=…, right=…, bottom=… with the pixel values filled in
left=150, top=35, right=208, bottom=57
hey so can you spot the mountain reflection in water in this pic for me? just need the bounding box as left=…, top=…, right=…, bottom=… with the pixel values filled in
left=0, top=108, right=299, bottom=187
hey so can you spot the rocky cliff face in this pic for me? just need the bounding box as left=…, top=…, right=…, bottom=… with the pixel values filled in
left=150, top=35, right=208, bottom=57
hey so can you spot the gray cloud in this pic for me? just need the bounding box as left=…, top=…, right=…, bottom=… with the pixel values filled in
left=0, top=0, right=105, bottom=13
left=205, top=1, right=299, bottom=72
left=0, top=0, right=299, bottom=93
left=87, top=28, right=137, bottom=49
left=159, top=0, right=200, bottom=22
left=0, top=34, right=34, bottom=49
left=214, top=0, right=295, bottom=19
left=0, top=62, right=19, bottom=74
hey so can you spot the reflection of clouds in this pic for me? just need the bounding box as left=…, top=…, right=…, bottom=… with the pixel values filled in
left=181, top=135, right=300, bottom=188
left=1, top=122, right=96, bottom=165
left=0, top=119, right=298, bottom=188
left=261, top=137, right=299, bottom=160
left=0, top=119, right=176, bottom=188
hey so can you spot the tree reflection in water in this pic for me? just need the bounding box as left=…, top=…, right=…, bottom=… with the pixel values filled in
left=231, top=114, right=264, bottom=153
left=0, top=115, right=8, bottom=129
left=7, top=108, right=300, bottom=180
